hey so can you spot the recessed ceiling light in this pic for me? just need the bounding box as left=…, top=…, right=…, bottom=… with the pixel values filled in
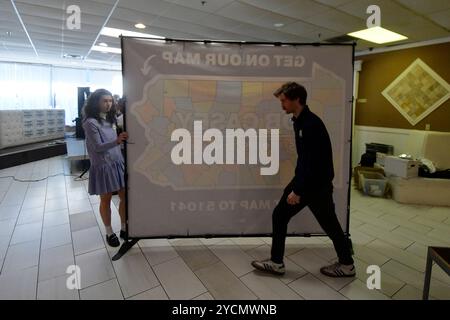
left=274, top=23, right=284, bottom=28
left=92, top=45, right=121, bottom=54
left=62, top=53, right=84, bottom=59
left=98, top=42, right=108, bottom=47
left=100, top=27, right=164, bottom=39
left=348, top=26, right=408, bottom=44
left=135, top=23, right=146, bottom=29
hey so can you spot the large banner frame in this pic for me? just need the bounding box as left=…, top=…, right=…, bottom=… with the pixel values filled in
left=121, top=36, right=355, bottom=241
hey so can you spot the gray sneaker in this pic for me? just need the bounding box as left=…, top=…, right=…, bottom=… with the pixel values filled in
left=320, top=262, right=356, bottom=278
left=251, top=259, right=285, bottom=275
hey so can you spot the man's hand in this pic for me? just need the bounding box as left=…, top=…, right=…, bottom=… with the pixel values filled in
left=287, top=191, right=300, bottom=205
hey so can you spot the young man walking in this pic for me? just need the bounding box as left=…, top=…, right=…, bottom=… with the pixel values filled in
left=251, top=82, right=355, bottom=278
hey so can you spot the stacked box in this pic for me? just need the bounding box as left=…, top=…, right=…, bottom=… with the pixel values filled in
left=0, top=109, right=65, bottom=149
left=0, top=111, right=24, bottom=147
left=384, top=156, right=419, bottom=179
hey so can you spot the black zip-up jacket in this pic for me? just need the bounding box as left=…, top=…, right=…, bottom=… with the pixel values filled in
left=291, top=105, right=334, bottom=196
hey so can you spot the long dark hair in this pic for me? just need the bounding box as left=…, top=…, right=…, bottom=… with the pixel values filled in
left=82, top=89, right=117, bottom=125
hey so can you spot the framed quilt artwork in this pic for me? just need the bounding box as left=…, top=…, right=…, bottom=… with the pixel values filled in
left=382, top=58, right=450, bottom=126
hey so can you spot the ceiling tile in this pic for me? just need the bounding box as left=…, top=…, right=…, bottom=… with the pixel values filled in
left=240, top=0, right=331, bottom=19
left=163, top=0, right=235, bottom=13
left=215, top=1, right=298, bottom=29
left=396, top=0, right=450, bottom=15
left=1, top=0, right=449, bottom=69
left=314, top=0, right=353, bottom=7
left=428, top=8, right=450, bottom=30
left=302, top=8, right=364, bottom=33
left=279, top=20, right=321, bottom=37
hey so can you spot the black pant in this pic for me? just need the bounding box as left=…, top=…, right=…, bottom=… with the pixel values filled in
left=271, top=182, right=354, bottom=265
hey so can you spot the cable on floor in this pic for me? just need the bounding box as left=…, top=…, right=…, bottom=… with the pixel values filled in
left=0, top=172, right=88, bottom=182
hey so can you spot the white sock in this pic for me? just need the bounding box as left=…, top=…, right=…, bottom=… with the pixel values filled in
left=121, top=223, right=126, bottom=231
left=105, top=226, right=113, bottom=236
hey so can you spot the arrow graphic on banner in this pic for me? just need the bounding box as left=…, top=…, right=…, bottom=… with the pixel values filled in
left=141, top=55, right=156, bottom=75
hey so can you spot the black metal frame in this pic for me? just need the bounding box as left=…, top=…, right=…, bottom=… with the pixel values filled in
left=113, top=36, right=356, bottom=260
left=423, top=246, right=450, bottom=300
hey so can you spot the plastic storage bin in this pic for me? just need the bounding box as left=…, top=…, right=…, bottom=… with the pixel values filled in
left=359, top=171, right=388, bottom=197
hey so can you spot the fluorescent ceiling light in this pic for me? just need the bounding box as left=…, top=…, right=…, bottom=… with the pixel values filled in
left=92, top=45, right=121, bottom=54
left=62, top=53, right=84, bottom=59
left=135, top=23, right=146, bottom=29
left=348, top=26, right=408, bottom=44
left=274, top=23, right=284, bottom=28
left=98, top=42, right=108, bottom=47
left=100, top=27, right=163, bottom=39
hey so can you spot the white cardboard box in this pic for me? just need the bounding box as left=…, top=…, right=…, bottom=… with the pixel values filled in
left=384, top=156, right=419, bottom=178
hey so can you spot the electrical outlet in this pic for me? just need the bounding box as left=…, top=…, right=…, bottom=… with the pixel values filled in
left=425, top=124, right=431, bottom=131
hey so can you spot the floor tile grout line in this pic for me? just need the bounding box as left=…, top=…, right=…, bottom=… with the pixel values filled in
left=380, top=216, right=434, bottom=234
left=192, top=258, right=245, bottom=300
left=355, top=223, right=415, bottom=248
left=237, top=264, right=305, bottom=300
left=390, top=282, right=408, bottom=299
left=83, top=179, right=128, bottom=301
left=124, top=282, right=165, bottom=300
left=137, top=244, right=169, bottom=299
left=286, top=272, right=309, bottom=299
left=73, top=244, right=107, bottom=258
left=404, top=241, right=418, bottom=252
left=190, top=291, right=210, bottom=300
left=426, top=227, right=450, bottom=238
left=157, top=239, right=255, bottom=300
left=283, top=255, right=309, bottom=285
left=35, top=160, right=49, bottom=299
left=143, top=252, right=180, bottom=269
left=103, top=246, right=130, bottom=300
left=339, top=277, right=391, bottom=300
left=380, top=257, right=449, bottom=294
left=202, top=241, right=278, bottom=300
left=78, top=276, right=118, bottom=294
left=390, top=225, right=450, bottom=247
left=286, top=271, right=337, bottom=300
left=361, top=237, right=379, bottom=248
left=0, top=167, right=31, bottom=276
left=178, top=238, right=305, bottom=294
left=286, top=248, right=355, bottom=294
left=62, top=157, right=81, bottom=300
left=369, top=239, right=426, bottom=271
left=0, top=174, right=14, bottom=200
left=307, top=271, right=350, bottom=299
left=77, top=167, right=122, bottom=295
left=1, top=160, right=46, bottom=295
left=140, top=242, right=208, bottom=300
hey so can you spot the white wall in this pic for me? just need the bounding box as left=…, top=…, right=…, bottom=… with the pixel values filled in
left=0, top=62, right=122, bottom=125
left=352, top=125, right=433, bottom=168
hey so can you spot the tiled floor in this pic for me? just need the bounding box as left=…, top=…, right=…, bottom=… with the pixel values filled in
left=0, top=156, right=449, bottom=300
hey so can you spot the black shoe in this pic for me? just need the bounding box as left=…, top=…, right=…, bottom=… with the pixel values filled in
left=106, top=233, right=120, bottom=247
left=120, top=229, right=128, bottom=240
